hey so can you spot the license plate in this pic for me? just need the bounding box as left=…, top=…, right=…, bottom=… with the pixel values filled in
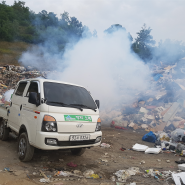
left=70, top=135, right=90, bottom=141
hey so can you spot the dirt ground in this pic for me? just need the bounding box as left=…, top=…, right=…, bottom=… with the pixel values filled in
left=0, top=127, right=181, bottom=185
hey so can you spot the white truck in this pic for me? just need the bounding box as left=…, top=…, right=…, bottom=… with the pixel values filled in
left=0, top=79, right=102, bottom=162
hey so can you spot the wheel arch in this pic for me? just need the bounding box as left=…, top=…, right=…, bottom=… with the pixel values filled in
left=19, top=125, right=28, bottom=136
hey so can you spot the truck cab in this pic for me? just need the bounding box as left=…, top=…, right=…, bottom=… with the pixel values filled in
left=0, top=79, right=102, bottom=161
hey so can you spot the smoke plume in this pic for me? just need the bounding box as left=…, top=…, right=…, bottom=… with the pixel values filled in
left=19, top=30, right=151, bottom=109
left=4, top=89, right=14, bottom=102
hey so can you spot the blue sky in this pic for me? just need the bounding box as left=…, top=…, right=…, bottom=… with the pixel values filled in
left=5, top=0, right=185, bottom=43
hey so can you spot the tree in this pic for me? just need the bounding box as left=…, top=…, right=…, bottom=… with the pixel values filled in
left=132, top=24, right=156, bottom=62
left=104, top=24, right=133, bottom=42
left=104, top=24, right=126, bottom=34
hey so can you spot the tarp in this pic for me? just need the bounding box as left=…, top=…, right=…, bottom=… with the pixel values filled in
left=142, top=131, right=157, bottom=143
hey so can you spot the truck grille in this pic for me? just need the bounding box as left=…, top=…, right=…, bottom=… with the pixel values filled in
left=58, top=139, right=96, bottom=146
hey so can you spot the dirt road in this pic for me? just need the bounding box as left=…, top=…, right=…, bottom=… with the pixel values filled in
left=0, top=127, right=180, bottom=185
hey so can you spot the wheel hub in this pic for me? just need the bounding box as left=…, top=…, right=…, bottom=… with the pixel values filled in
left=19, top=138, right=26, bottom=156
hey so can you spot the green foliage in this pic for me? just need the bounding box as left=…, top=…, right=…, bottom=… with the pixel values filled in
left=104, top=24, right=133, bottom=42
left=0, top=1, right=32, bottom=42
left=0, top=1, right=86, bottom=44
left=132, top=24, right=155, bottom=62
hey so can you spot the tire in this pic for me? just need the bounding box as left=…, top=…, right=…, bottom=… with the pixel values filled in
left=18, top=132, right=34, bottom=162
left=0, top=120, right=9, bottom=141
left=71, top=148, right=86, bottom=156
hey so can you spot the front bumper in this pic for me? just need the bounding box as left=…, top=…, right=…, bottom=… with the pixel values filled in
left=33, top=131, right=102, bottom=150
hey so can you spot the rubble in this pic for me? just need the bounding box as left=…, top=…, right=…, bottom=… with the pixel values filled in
left=0, top=64, right=49, bottom=93
left=114, top=167, right=140, bottom=182
left=100, top=62, right=185, bottom=134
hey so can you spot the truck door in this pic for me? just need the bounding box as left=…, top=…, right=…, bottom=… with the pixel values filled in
left=8, top=81, right=28, bottom=132
left=20, top=81, right=41, bottom=145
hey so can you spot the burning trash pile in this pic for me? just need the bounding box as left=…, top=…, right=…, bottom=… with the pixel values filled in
left=101, top=58, right=185, bottom=133
left=0, top=64, right=50, bottom=105
left=0, top=65, right=48, bottom=90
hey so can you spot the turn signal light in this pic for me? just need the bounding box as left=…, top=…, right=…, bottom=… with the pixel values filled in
left=97, top=118, right=101, bottom=123
left=43, top=115, right=56, bottom=122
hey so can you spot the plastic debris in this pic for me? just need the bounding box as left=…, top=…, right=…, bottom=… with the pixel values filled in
left=67, top=162, right=77, bottom=167
left=114, top=167, right=140, bottom=182
left=110, top=176, right=116, bottom=181
left=175, top=160, right=185, bottom=164
left=171, top=129, right=185, bottom=142
left=142, top=131, right=157, bottom=143
left=140, top=160, right=145, bottom=164
left=4, top=167, right=11, bottom=172
left=39, top=178, right=50, bottom=183
left=145, top=148, right=161, bottom=154
left=83, top=170, right=94, bottom=178
left=100, top=158, right=108, bottom=162
left=90, top=174, right=99, bottom=179
left=132, top=143, right=148, bottom=151
left=172, top=172, right=185, bottom=185
left=73, top=170, right=81, bottom=174
left=178, top=164, right=185, bottom=171
left=120, top=147, right=126, bottom=151
left=100, top=143, right=111, bottom=148
left=56, top=171, right=83, bottom=178
left=181, top=150, right=185, bottom=156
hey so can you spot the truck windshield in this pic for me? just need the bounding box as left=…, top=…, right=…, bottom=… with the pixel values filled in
left=43, top=82, right=97, bottom=110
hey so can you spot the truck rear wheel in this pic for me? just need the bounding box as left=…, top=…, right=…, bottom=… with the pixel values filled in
left=0, top=120, right=9, bottom=141
left=71, top=148, right=86, bottom=156
left=18, top=132, right=34, bottom=162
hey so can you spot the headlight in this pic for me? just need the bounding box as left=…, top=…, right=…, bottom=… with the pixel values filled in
left=95, top=118, right=101, bottom=131
left=45, top=122, right=57, bottom=131
left=42, top=115, right=57, bottom=132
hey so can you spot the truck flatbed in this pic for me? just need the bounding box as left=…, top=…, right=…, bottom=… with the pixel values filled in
left=0, top=104, right=8, bottom=120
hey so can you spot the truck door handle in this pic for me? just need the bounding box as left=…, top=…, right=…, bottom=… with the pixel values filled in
left=20, top=105, right=22, bottom=111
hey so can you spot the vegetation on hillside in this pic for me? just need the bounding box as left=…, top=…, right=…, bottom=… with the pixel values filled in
left=0, top=1, right=185, bottom=65
left=0, top=1, right=87, bottom=44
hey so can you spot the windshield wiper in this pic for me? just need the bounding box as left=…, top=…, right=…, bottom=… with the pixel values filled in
left=70, top=104, right=97, bottom=112
left=47, top=101, right=83, bottom=111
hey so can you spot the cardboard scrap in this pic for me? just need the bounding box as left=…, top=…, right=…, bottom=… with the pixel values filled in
left=154, top=121, right=167, bottom=131
left=140, top=107, right=148, bottom=114
left=164, top=66, right=173, bottom=70
left=141, top=124, right=148, bottom=129
left=161, top=107, right=170, bottom=116
left=163, top=102, right=180, bottom=122
left=147, top=98, right=153, bottom=102
left=133, top=124, right=139, bottom=130
left=129, top=122, right=135, bottom=127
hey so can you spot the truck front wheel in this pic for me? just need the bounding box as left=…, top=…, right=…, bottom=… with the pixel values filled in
left=71, top=148, right=86, bottom=156
left=0, top=120, right=9, bottom=141
left=18, top=132, right=34, bottom=162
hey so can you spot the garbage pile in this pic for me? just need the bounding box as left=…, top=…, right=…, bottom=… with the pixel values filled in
left=101, top=60, right=185, bottom=133
left=136, top=129, right=185, bottom=159
left=0, top=65, right=49, bottom=91
left=112, top=166, right=185, bottom=185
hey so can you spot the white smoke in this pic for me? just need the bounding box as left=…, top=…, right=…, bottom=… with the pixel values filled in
left=20, top=30, right=151, bottom=109
left=4, top=89, right=14, bottom=102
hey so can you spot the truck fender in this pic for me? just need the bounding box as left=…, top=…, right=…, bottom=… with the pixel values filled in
left=19, top=125, right=28, bottom=136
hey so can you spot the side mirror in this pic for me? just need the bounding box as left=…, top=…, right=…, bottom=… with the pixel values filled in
left=95, top=100, right=100, bottom=109
left=28, top=92, right=40, bottom=106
